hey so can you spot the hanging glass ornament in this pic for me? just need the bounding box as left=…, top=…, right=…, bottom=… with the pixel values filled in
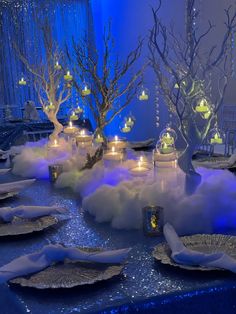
left=208, top=125, right=225, bottom=145
left=138, top=86, right=149, bottom=101
left=194, top=97, right=210, bottom=113
left=81, top=81, right=91, bottom=96
left=125, top=113, right=135, bottom=127
left=160, top=125, right=177, bottom=145
left=18, top=76, right=27, bottom=86
left=64, top=71, right=73, bottom=82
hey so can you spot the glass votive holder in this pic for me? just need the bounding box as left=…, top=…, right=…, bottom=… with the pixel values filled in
left=142, top=205, right=164, bottom=236
left=48, top=164, right=64, bottom=183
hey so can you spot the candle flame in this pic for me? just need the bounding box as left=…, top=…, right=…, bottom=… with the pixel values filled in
left=112, top=146, right=115, bottom=152
left=81, top=130, right=85, bottom=135
left=142, top=90, right=145, bottom=96
left=69, top=121, right=73, bottom=128
left=54, top=139, right=58, bottom=146
left=140, top=156, right=144, bottom=163
left=67, top=71, right=70, bottom=76
left=115, top=135, right=118, bottom=141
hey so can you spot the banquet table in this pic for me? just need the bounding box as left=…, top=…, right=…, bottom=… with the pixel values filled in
left=0, top=172, right=236, bottom=314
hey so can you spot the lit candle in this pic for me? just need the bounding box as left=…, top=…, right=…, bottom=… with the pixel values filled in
left=196, top=98, right=209, bottom=113
left=19, top=77, right=26, bottom=85
left=64, top=121, right=78, bottom=135
left=64, top=71, right=73, bottom=81
left=160, top=142, right=174, bottom=154
left=95, top=134, right=104, bottom=143
left=130, top=160, right=150, bottom=176
left=211, top=132, right=223, bottom=144
left=108, top=136, right=127, bottom=150
left=103, top=146, right=123, bottom=161
left=126, top=117, right=134, bottom=127
left=82, top=85, right=91, bottom=96
left=139, top=90, right=149, bottom=101
left=55, top=61, right=62, bottom=70
left=70, top=111, right=78, bottom=121
left=76, top=129, right=93, bottom=143
left=121, top=123, right=131, bottom=133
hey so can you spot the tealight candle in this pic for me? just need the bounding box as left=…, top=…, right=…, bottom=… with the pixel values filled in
left=126, top=117, right=134, bottom=127
left=49, top=139, right=60, bottom=148
left=121, top=123, right=131, bottom=133
left=139, top=90, right=149, bottom=101
left=95, top=134, right=104, bottom=143
left=160, top=143, right=174, bottom=154
left=210, top=133, right=223, bottom=144
left=76, top=129, right=93, bottom=143
left=162, top=132, right=174, bottom=145
left=70, top=111, right=78, bottom=121
left=103, top=146, right=123, bottom=161
left=48, top=102, right=55, bottom=110
left=195, top=99, right=209, bottom=113
left=107, top=136, right=127, bottom=150
left=64, top=71, right=73, bottom=82
left=75, top=105, right=83, bottom=114
left=64, top=121, right=78, bottom=135
left=19, top=77, right=26, bottom=86
left=130, top=161, right=150, bottom=176
left=82, top=85, right=91, bottom=96
left=54, top=61, right=62, bottom=70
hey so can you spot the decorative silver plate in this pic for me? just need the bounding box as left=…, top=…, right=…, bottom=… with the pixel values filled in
left=153, top=234, right=236, bottom=271
left=0, top=216, right=58, bottom=236
left=0, top=191, right=19, bottom=200
left=10, top=248, right=124, bottom=289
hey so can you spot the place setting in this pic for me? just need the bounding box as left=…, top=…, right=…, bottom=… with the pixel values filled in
left=0, top=205, right=67, bottom=237
left=0, top=178, right=36, bottom=201
left=0, top=244, right=131, bottom=289
left=153, top=223, right=236, bottom=273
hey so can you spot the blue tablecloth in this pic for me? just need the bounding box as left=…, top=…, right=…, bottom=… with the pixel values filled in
left=0, top=119, right=92, bottom=150
left=0, top=172, right=236, bottom=314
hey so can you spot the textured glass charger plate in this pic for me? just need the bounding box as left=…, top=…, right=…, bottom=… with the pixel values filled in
left=153, top=234, right=236, bottom=271
left=9, top=248, right=124, bottom=289
left=0, top=191, right=19, bottom=200
left=0, top=216, right=58, bottom=236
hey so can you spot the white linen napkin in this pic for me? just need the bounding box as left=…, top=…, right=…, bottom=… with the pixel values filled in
left=0, top=244, right=131, bottom=283
left=0, top=179, right=35, bottom=195
left=0, top=206, right=67, bottom=222
left=163, top=223, right=236, bottom=272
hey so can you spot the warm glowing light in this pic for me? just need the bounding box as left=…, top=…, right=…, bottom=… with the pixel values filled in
left=112, top=146, right=115, bottom=153
left=69, top=121, right=73, bottom=128
left=115, top=136, right=118, bottom=142
left=81, top=130, right=85, bottom=136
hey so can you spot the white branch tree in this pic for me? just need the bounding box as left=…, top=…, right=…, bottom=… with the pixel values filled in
left=149, top=0, right=236, bottom=176
left=14, top=20, right=71, bottom=141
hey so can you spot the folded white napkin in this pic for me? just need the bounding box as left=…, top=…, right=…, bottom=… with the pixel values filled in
left=0, top=179, right=35, bottom=195
left=0, top=206, right=67, bottom=222
left=163, top=223, right=236, bottom=272
left=0, top=169, right=10, bottom=175
left=0, top=244, right=131, bottom=283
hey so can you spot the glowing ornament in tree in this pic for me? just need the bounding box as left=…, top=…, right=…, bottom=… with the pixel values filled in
left=18, top=77, right=27, bottom=86
left=125, top=114, right=135, bottom=127
left=138, top=86, right=149, bottom=101
left=81, top=82, right=91, bottom=96
left=160, top=126, right=177, bottom=145
left=209, top=125, right=224, bottom=145
left=54, top=61, right=62, bottom=70
left=120, top=122, right=131, bottom=133
left=75, top=105, right=83, bottom=114
left=48, top=102, right=55, bottom=110
left=69, top=110, right=78, bottom=121
left=64, top=71, right=73, bottom=82
left=95, top=133, right=104, bottom=143
left=195, top=97, right=210, bottom=113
